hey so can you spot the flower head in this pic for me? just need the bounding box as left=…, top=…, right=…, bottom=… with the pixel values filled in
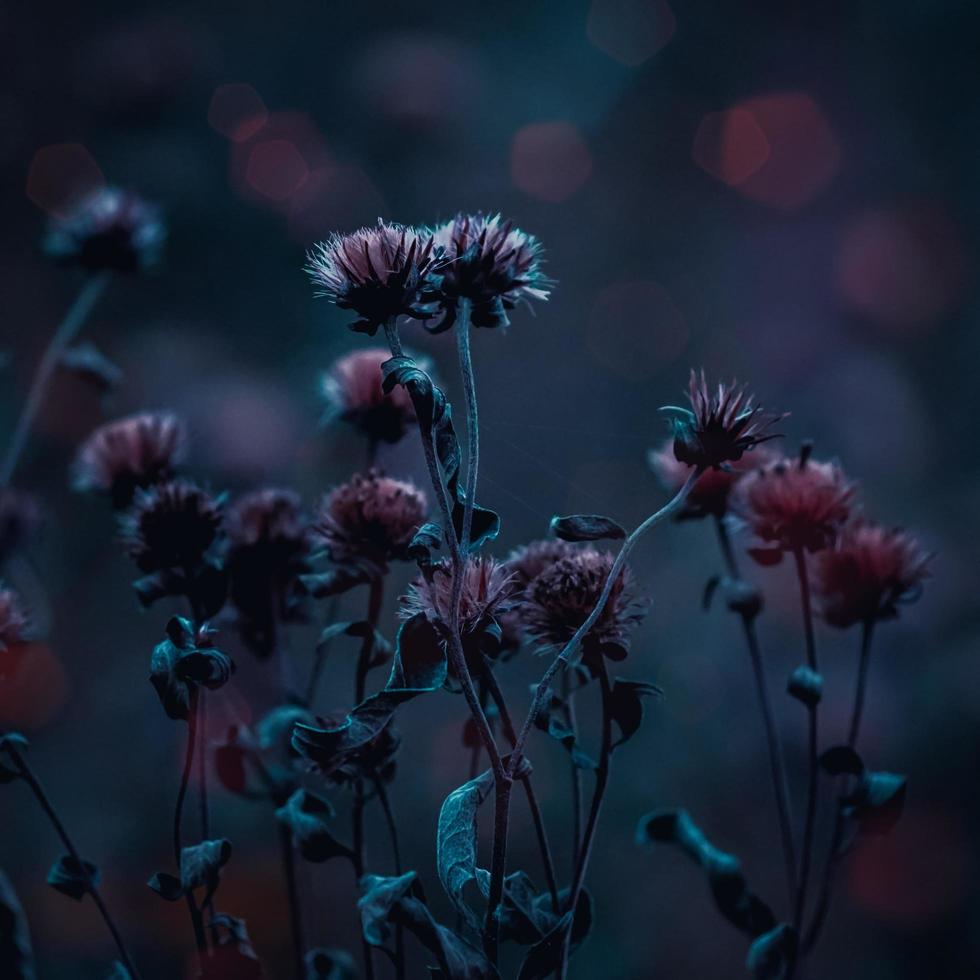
left=322, top=347, right=423, bottom=445
left=73, top=412, right=186, bottom=508
left=432, top=213, right=550, bottom=330
left=43, top=186, right=165, bottom=273
left=661, top=370, right=784, bottom=471
left=815, top=522, right=931, bottom=628
left=0, top=587, right=29, bottom=651
left=731, top=449, right=856, bottom=558
left=400, top=557, right=514, bottom=635
left=121, top=480, right=223, bottom=573
left=522, top=549, right=645, bottom=659
left=306, top=220, right=441, bottom=334
left=311, top=471, right=426, bottom=575
left=649, top=437, right=778, bottom=519
left=0, top=489, right=40, bottom=564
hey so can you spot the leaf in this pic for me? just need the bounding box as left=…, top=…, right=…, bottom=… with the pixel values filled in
left=47, top=855, right=99, bottom=901
left=820, top=746, right=908, bottom=837
left=209, top=913, right=264, bottom=979
left=609, top=679, right=663, bottom=750
left=150, top=618, right=235, bottom=721
left=550, top=514, right=626, bottom=543
left=0, top=733, right=28, bottom=784
left=437, top=769, right=494, bottom=928
left=408, top=523, right=443, bottom=565
left=59, top=341, right=122, bottom=392
left=819, top=746, right=863, bottom=777
left=0, top=871, right=35, bottom=980
left=530, top=687, right=595, bottom=770
left=149, top=838, right=231, bottom=905
left=305, top=947, right=357, bottom=980
left=786, top=666, right=822, bottom=708
left=746, top=923, right=796, bottom=979
left=636, top=810, right=775, bottom=937
left=515, top=889, right=593, bottom=980
left=314, top=622, right=391, bottom=671
left=276, top=789, right=353, bottom=863
left=105, top=963, right=132, bottom=979
left=702, top=575, right=721, bottom=611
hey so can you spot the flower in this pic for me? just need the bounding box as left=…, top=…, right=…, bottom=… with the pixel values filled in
left=648, top=437, right=778, bottom=519
left=310, top=471, right=426, bottom=575
left=400, top=557, right=514, bottom=635
left=661, top=370, right=784, bottom=471
left=0, top=587, right=28, bottom=651
left=73, top=412, right=186, bottom=508
left=43, top=186, right=165, bottom=273
left=521, top=548, right=645, bottom=659
left=815, top=522, right=931, bottom=628
left=322, top=347, right=423, bottom=444
left=432, top=213, right=550, bottom=330
left=731, top=450, right=856, bottom=559
left=306, top=220, right=441, bottom=334
left=0, top=489, right=40, bottom=563
left=121, top=480, right=223, bottom=572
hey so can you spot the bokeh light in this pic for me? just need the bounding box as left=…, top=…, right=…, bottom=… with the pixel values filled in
left=208, top=83, right=269, bottom=143
left=586, top=0, right=676, bottom=66
left=511, top=122, right=593, bottom=202
left=692, top=108, right=770, bottom=186
left=26, top=143, right=105, bottom=217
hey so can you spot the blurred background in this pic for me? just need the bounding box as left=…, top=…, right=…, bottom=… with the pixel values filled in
left=1, top=0, right=978, bottom=976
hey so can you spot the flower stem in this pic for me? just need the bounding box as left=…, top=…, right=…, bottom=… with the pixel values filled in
left=2, top=739, right=142, bottom=979
left=510, top=467, right=703, bottom=779
left=0, top=271, right=110, bottom=486
left=279, top=822, right=305, bottom=980
left=373, top=775, right=405, bottom=980
left=455, top=299, right=478, bottom=552
left=561, top=670, right=583, bottom=870
left=714, top=516, right=797, bottom=904
left=848, top=619, right=874, bottom=749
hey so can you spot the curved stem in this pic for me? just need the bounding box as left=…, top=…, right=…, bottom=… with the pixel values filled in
left=373, top=776, right=405, bottom=980
left=0, top=271, right=110, bottom=486
left=510, top=467, right=703, bottom=777
left=455, top=299, right=477, bottom=552
left=714, top=516, right=797, bottom=904
left=848, top=619, right=874, bottom=749
left=561, top=670, right=583, bottom=870
left=2, top=741, right=143, bottom=979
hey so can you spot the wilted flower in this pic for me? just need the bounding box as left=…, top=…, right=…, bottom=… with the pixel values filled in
left=73, top=412, right=186, bottom=508
left=0, top=587, right=28, bottom=651
left=661, top=370, right=784, bottom=471
left=306, top=220, right=441, bottom=334
left=432, top=213, right=550, bottom=330
left=731, top=450, right=856, bottom=560
left=310, top=471, right=426, bottom=575
left=322, top=347, right=423, bottom=445
left=815, top=522, right=931, bottom=628
left=43, top=186, right=165, bottom=274
left=121, top=480, right=223, bottom=573
left=522, top=549, right=645, bottom=659
left=0, top=489, right=40, bottom=564
left=649, top=437, right=778, bottom=519
left=400, top=557, right=514, bottom=635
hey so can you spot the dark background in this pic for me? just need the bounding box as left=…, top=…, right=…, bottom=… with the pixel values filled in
left=1, top=1, right=977, bottom=977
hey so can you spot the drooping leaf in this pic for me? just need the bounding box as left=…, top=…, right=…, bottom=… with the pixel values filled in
left=549, top=514, right=626, bottom=543
left=746, top=923, right=796, bottom=979
left=150, top=617, right=234, bottom=721
left=636, top=810, right=775, bottom=937
left=436, top=769, right=494, bottom=928
left=0, top=871, right=35, bottom=980
left=59, top=341, right=122, bottom=392
left=531, top=686, right=595, bottom=770
left=209, top=913, right=264, bottom=979
left=515, top=888, right=593, bottom=980
left=305, top=947, right=357, bottom=980
left=0, top=733, right=28, bottom=783
left=853, top=771, right=906, bottom=835
left=786, top=666, right=822, bottom=708
left=47, top=855, right=99, bottom=901
left=148, top=838, right=232, bottom=905
left=408, top=523, right=443, bottom=565
left=608, top=679, right=663, bottom=750
left=276, top=789, right=353, bottom=863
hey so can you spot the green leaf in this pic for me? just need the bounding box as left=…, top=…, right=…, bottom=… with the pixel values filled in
left=0, top=871, right=35, bottom=979
left=746, top=923, right=796, bottom=979
left=276, top=789, right=353, bottom=863
left=549, top=514, right=626, bottom=543
left=47, top=855, right=99, bottom=901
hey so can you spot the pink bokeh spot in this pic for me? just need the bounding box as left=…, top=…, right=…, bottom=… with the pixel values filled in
left=287, top=164, right=387, bottom=245
left=208, top=83, right=269, bottom=142
left=511, top=122, right=593, bottom=203
left=587, top=0, right=676, bottom=66
left=692, top=108, right=770, bottom=186
left=245, top=139, right=309, bottom=202
left=26, top=143, right=105, bottom=217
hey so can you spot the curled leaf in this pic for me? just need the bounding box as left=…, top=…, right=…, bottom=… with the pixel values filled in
left=150, top=617, right=234, bottom=721
left=550, top=514, right=626, bottom=543
left=276, top=789, right=353, bottom=863
left=609, top=679, right=663, bottom=750
left=786, top=666, right=822, bottom=708
left=47, top=855, right=99, bottom=901
left=746, top=923, right=796, bottom=979
left=148, top=838, right=231, bottom=906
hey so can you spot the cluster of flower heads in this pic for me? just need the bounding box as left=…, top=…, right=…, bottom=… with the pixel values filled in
left=306, top=214, right=550, bottom=335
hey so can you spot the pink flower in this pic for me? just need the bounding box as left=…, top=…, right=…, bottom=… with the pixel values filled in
left=0, top=587, right=28, bottom=651
left=731, top=451, right=856, bottom=559
left=322, top=347, right=422, bottom=444
left=815, top=522, right=931, bottom=628
left=73, top=412, right=186, bottom=508
left=432, top=213, right=550, bottom=330
left=306, top=220, right=441, bottom=334
left=311, top=471, right=427, bottom=575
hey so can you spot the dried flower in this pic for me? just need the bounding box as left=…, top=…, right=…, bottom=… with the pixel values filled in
left=121, top=480, right=223, bottom=573
left=522, top=548, right=645, bottom=659
left=322, top=347, right=423, bottom=445
left=0, top=489, right=40, bottom=564
left=432, top=213, right=550, bottom=330
left=731, top=450, right=856, bottom=559
left=661, top=370, right=784, bottom=471
left=648, top=437, right=778, bottom=519
left=43, top=186, right=165, bottom=274
left=400, top=556, right=514, bottom=636
left=815, top=522, right=931, bottom=628
left=306, top=220, right=441, bottom=334
left=0, top=587, right=28, bottom=651
left=73, top=412, right=186, bottom=509
left=310, top=471, right=426, bottom=576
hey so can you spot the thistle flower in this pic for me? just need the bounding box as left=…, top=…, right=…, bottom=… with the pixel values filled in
left=73, top=412, right=186, bottom=509
left=0, top=489, right=40, bottom=564
left=310, top=471, right=426, bottom=576
left=322, top=347, right=423, bottom=445
left=731, top=450, right=856, bottom=559
left=431, top=213, right=550, bottom=330
left=661, top=370, right=784, bottom=471
left=522, top=549, right=645, bottom=659
left=0, top=587, right=28, bottom=651
left=400, top=557, right=514, bottom=635
left=648, top=437, right=778, bottom=519
left=815, top=522, right=931, bottom=628
left=121, top=480, right=223, bottom=573
left=306, top=220, right=441, bottom=334
left=43, top=186, right=165, bottom=274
